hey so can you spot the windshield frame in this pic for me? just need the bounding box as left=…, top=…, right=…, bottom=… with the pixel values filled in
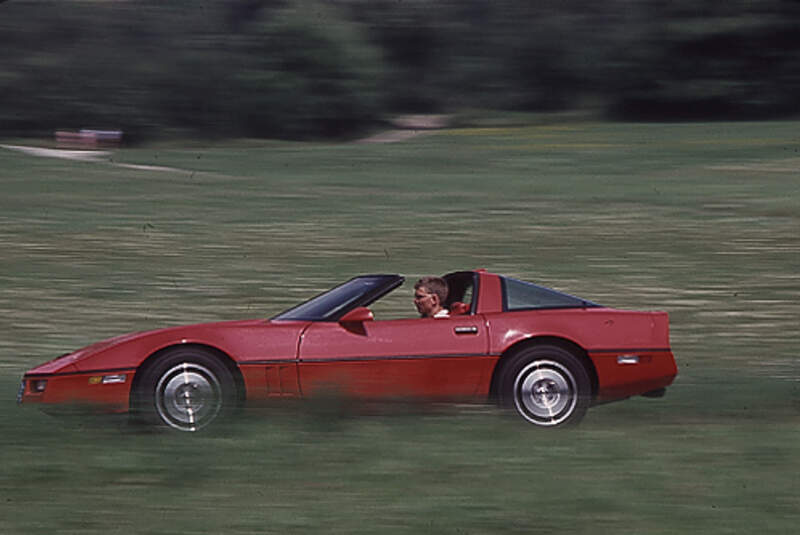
left=272, top=274, right=405, bottom=322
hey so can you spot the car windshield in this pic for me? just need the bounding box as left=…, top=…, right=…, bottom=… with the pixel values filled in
left=502, top=277, right=600, bottom=310
left=273, top=275, right=404, bottom=321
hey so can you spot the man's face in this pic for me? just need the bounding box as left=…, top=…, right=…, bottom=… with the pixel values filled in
left=414, top=286, right=439, bottom=317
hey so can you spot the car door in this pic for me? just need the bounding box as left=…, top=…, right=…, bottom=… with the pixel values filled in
left=297, top=315, right=494, bottom=399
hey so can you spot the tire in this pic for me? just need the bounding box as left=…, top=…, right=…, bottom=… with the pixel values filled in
left=497, top=345, right=591, bottom=427
left=133, top=347, right=236, bottom=432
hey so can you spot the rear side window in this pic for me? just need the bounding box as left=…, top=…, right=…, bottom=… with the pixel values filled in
left=502, top=277, right=599, bottom=311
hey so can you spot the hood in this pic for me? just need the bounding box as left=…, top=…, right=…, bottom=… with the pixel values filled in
left=25, top=319, right=279, bottom=376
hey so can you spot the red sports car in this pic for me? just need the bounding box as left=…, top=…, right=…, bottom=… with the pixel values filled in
left=19, top=270, right=677, bottom=431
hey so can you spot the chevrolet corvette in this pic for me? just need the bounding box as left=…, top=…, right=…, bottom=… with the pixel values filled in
left=18, top=270, right=677, bottom=430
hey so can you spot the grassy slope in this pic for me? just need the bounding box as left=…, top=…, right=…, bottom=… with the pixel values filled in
left=1, top=121, right=798, bottom=533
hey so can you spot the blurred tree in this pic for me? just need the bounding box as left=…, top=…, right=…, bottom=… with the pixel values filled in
left=233, top=1, right=383, bottom=138
left=606, top=0, right=800, bottom=119
left=1, top=0, right=799, bottom=140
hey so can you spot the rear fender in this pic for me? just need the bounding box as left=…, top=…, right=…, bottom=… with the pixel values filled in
left=489, top=336, right=598, bottom=400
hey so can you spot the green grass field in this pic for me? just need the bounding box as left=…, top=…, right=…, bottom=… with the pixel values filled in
left=1, top=120, right=798, bottom=534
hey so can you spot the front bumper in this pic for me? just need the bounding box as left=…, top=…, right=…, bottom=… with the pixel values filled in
left=18, top=369, right=136, bottom=412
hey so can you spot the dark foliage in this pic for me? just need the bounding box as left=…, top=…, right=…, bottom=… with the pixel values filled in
left=1, top=0, right=798, bottom=140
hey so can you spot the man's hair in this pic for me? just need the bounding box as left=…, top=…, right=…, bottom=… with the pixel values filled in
left=414, top=276, right=448, bottom=303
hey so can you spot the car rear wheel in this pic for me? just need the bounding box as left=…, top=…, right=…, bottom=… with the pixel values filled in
left=498, top=345, right=591, bottom=427
left=134, top=348, right=236, bottom=432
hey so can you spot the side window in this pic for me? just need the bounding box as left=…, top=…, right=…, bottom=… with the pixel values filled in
left=443, top=272, right=477, bottom=314
left=503, top=277, right=595, bottom=310
left=461, top=284, right=474, bottom=308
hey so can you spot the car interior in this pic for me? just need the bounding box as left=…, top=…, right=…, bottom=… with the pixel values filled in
left=442, top=271, right=477, bottom=315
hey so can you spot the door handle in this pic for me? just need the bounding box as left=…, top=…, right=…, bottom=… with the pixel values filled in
left=454, top=326, right=479, bottom=335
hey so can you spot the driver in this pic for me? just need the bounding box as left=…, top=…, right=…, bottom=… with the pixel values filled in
left=414, top=276, right=449, bottom=318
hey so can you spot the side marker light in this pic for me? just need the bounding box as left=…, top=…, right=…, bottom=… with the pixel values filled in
left=102, top=374, right=127, bottom=384
left=89, top=374, right=127, bottom=385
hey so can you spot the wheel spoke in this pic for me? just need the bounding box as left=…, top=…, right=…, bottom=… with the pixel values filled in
left=182, top=368, right=196, bottom=426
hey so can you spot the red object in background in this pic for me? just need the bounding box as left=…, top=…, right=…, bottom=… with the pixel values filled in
left=19, top=270, right=677, bottom=431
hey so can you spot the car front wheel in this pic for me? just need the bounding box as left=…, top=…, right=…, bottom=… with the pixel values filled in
left=498, top=345, right=591, bottom=427
left=134, top=348, right=236, bottom=432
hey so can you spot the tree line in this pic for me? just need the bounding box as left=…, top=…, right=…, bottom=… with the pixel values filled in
left=1, top=0, right=798, bottom=141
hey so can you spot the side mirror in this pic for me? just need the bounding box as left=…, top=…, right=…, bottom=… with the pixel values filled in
left=338, top=307, right=374, bottom=324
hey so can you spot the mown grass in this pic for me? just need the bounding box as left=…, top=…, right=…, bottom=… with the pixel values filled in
left=1, top=121, right=799, bottom=533
left=2, top=376, right=799, bottom=535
